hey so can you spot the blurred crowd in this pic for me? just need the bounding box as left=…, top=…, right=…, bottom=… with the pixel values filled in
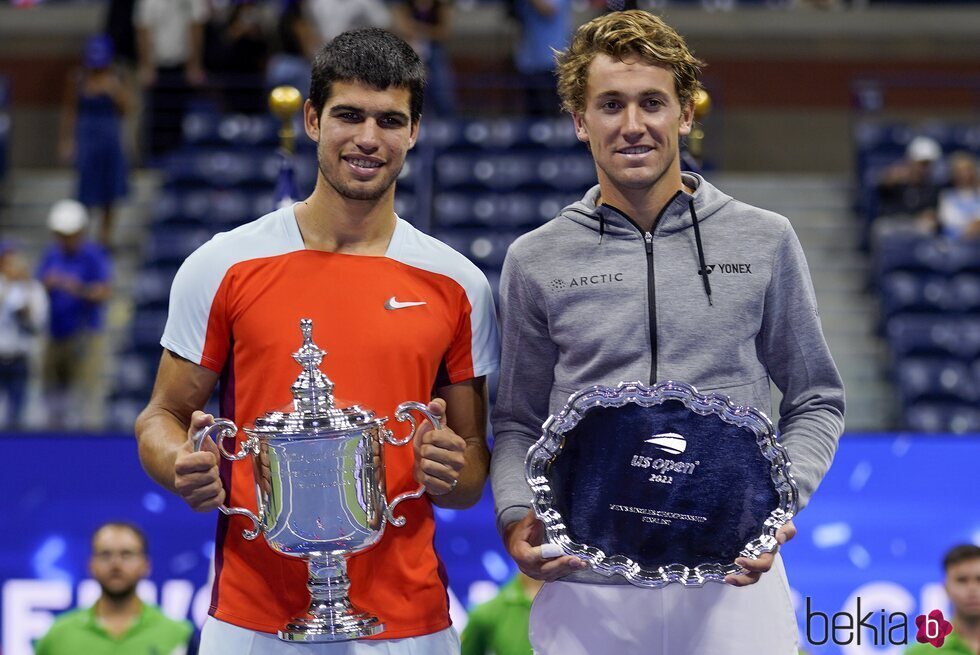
left=875, top=135, right=980, bottom=241
left=0, top=200, right=111, bottom=432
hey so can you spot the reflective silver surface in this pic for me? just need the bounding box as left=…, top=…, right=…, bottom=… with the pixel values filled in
left=193, top=319, right=440, bottom=641
left=525, top=380, right=798, bottom=587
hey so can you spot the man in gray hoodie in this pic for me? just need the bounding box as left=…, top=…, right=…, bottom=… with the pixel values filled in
left=490, top=10, right=845, bottom=654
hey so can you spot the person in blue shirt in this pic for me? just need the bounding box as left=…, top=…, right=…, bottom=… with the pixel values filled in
left=35, top=199, right=112, bottom=429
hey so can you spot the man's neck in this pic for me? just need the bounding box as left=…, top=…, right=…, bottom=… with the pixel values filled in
left=596, top=171, right=690, bottom=233
left=953, top=613, right=980, bottom=652
left=93, top=594, right=142, bottom=638
left=294, top=183, right=398, bottom=255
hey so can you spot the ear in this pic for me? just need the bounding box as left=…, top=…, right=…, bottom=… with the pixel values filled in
left=679, top=99, right=695, bottom=137
left=572, top=112, right=589, bottom=145
left=303, top=99, right=320, bottom=142
left=408, top=119, right=420, bottom=150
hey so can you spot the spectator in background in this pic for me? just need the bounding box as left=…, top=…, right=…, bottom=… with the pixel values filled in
left=938, top=151, right=980, bottom=240
left=876, top=135, right=943, bottom=231
left=36, top=200, right=112, bottom=430
left=204, top=0, right=269, bottom=114
left=267, top=0, right=318, bottom=95
left=0, top=241, right=48, bottom=430
left=393, top=0, right=456, bottom=116
left=903, top=544, right=980, bottom=654
left=304, top=0, right=391, bottom=45
left=461, top=572, right=542, bottom=655
left=135, top=0, right=208, bottom=160
left=59, top=35, right=130, bottom=248
left=513, top=0, right=572, bottom=116
left=34, top=522, right=196, bottom=655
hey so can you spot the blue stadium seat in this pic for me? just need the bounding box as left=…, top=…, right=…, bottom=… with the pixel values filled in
left=130, top=309, right=169, bottom=353
left=182, top=111, right=222, bottom=146
left=949, top=274, right=980, bottom=313
left=875, top=233, right=953, bottom=276
left=143, top=226, right=211, bottom=266
left=434, top=229, right=518, bottom=271
left=537, top=154, right=596, bottom=190
left=132, top=266, right=177, bottom=311
left=948, top=240, right=980, bottom=275
left=886, top=315, right=958, bottom=358
left=217, top=114, right=278, bottom=147
left=114, top=352, right=155, bottom=396
left=895, top=357, right=975, bottom=404
left=878, top=272, right=949, bottom=317
left=436, top=153, right=536, bottom=190
left=207, top=189, right=252, bottom=227
left=905, top=402, right=980, bottom=434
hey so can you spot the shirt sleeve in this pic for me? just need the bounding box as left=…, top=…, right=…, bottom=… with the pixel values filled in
left=489, top=249, right=559, bottom=533
left=160, top=242, right=232, bottom=373
left=761, top=224, right=845, bottom=510
left=443, top=270, right=499, bottom=384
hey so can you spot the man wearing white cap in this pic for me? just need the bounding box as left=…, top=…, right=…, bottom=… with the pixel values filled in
left=877, top=135, right=944, bottom=226
left=35, top=199, right=112, bottom=429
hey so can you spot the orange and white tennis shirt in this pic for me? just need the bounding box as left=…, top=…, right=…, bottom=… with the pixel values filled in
left=161, top=205, right=499, bottom=638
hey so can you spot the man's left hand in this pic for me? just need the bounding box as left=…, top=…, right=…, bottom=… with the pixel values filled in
left=413, top=398, right=466, bottom=496
left=724, top=520, right=797, bottom=587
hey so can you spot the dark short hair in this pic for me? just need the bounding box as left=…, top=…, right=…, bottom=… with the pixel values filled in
left=309, top=28, right=426, bottom=124
left=92, top=521, right=149, bottom=555
left=943, top=544, right=980, bottom=571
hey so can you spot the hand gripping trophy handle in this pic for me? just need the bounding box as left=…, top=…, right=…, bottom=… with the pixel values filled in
left=386, top=401, right=443, bottom=527
left=191, top=418, right=262, bottom=540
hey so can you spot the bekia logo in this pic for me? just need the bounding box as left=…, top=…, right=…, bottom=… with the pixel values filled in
left=915, top=609, right=953, bottom=648
left=806, top=597, right=952, bottom=648
left=550, top=272, right=624, bottom=291
left=644, top=432, right=687, bottom=455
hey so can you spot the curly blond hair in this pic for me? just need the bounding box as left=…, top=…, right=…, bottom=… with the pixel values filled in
left=556, top=10, right=704, bottom=115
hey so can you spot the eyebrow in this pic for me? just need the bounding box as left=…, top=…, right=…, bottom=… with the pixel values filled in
left=328, top=104, right=410, bottom=122
left=595, top=89, right=670, bottom=100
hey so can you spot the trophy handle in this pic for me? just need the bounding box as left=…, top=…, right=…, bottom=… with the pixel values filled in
left=383, top=401, right=444, bottom=527
left=192, top=419, right=262, bottom=541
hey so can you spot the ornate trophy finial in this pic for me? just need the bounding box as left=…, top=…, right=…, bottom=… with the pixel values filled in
left=291, top=318, right=335, bottom=413
left=269, top=85, right=303, bottom=154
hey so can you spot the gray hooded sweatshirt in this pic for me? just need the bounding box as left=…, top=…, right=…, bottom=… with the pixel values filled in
left=490, top=172, right=845, bottom=584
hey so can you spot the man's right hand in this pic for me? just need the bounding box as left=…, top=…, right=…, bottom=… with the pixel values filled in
left=504, top=509, right=588, bottom=581
left=173, top=411, right=225, bottom=512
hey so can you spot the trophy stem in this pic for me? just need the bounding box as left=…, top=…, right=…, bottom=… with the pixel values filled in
left=278, top=554, right=384, bottom=642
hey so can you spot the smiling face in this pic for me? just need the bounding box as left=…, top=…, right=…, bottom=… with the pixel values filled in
left=572, top=54, right=693, bottom=204
left=305, top=80, right=419, bottom=203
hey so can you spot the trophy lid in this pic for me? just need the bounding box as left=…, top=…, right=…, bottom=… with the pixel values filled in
left=246, top=319, right=385, bottom=438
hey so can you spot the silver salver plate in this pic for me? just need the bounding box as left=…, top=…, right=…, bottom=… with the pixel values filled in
left=525, top=380, right=798, bottom=587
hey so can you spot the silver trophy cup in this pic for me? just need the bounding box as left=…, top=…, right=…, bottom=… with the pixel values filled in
left=192, top=318, right=440, bottom=642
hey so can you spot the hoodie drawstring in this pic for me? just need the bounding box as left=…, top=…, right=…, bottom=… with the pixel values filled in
left=598, top=213, right=605, bottom=244
left=691, top=199, right=713, bottom=306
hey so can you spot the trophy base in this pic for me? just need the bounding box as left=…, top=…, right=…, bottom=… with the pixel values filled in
left=278, top=614, right=384, bottom=642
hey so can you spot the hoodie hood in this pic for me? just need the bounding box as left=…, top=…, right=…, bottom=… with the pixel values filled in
left=560, top=172, right=735, bottom=238
left=558, top=172, right=733, bottom=305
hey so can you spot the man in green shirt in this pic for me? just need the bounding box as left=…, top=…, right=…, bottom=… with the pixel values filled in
left=461, top=573, right=543, bottom=655
left=34, top=521, right=195, bottom=655
left=905, top=544, right=980, bottom=654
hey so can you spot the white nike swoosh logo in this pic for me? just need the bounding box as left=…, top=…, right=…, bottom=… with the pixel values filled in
left=385, top=297, right=427, bottom=310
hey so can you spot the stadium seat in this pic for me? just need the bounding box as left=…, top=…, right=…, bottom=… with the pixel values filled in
left=885, top=314, right=958, bottom=358
left=878, top=272, right=949, bottom=317
left=895, top=357, right=975, bottom=404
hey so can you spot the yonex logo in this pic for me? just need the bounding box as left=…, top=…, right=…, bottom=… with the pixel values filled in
left=384, top=297, right=427, bottom=310
left=644, top=433, right=687, bottom=454
left=701, top=263, right=752, bottom=275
